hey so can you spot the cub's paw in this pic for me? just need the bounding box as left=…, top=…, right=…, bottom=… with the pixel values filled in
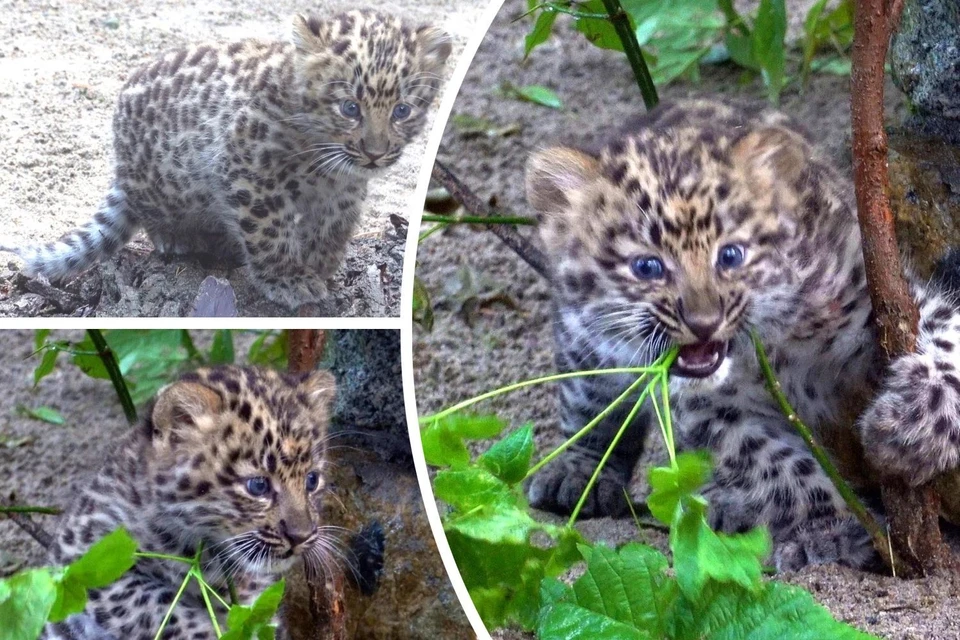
left=773, top=515, right=877, bottom=572
left=526, top=450, right=631, bottom=518
left=859, top=352, right=960, bottom=485
left=257, top=273, right=329, bottom=310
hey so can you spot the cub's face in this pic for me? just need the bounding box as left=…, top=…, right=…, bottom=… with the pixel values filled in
left=147, top=366, right=337, bottom=575
left=292, top=10, right=451, bottom=172
left=527, top=125, right=807, bottom=377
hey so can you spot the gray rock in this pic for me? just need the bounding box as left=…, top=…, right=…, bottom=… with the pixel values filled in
left=890, top=0, right=960, bottom=119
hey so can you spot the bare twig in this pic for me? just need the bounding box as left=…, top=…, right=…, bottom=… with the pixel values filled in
left=431, top=160, right=549, bottom=279
left=87, top=329, right=137, bottom=425
left=288, top=330, right=325, bottom=375
left=0, top=505, right=61, bottom=515
left=851, top=0, right=955, bottom=576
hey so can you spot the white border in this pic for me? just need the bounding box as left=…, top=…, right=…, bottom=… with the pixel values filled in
left=400, top=2, right=505, bottom=638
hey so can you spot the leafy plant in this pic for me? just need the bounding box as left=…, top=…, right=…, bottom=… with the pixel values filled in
left=0, top=528, right=284, bottom=640
left=421, top=349, right=876, bottom=638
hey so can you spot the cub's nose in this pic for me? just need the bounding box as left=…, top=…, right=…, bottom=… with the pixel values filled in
left=359, top=140, right=386, bottom=162
left=279, top=519, right=316, bottom=548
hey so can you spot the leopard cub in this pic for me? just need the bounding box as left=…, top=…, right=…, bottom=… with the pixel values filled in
left=525, top=98, right=960, bottom=572
left=43, top=366, right=337, bottom=640
left=6, top=10, right=451, bottom=310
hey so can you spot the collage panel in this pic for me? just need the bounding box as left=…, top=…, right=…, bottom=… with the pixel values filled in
left=0, top=0, right=484, bottom=318
left=414, top=0, right=960, bottom=639
left=0, top=329, right=472, bottom=639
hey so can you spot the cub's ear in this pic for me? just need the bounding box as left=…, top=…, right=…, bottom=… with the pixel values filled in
left=151, top=382, right=223, bottom=446
left=299, top=370, right=337, bottom=411
left=292, top=14, right=330, bottom=54
left=732, top=126, right=809, bottom=188
left=415, top=25, right=452, bottom=70
left=526, top=147, right=601, bottom=220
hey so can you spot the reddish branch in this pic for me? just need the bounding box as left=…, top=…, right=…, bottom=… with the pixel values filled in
left=851, top=0, right=955, bottom=576
left=286, top=330, right=346, bottom=639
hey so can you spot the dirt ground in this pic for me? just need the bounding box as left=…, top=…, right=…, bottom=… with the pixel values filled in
left=0, top=0, right=486, bottom=317
left=413, top=1, right=960, bottom=638
left=0, top=329, right=472, bottom=638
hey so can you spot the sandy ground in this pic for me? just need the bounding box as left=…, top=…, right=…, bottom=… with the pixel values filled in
left=0, top=0, right=486, bottom=317
left=412, top=1, right=960, bottom=638
left=0, top=329, right=471, bottom=638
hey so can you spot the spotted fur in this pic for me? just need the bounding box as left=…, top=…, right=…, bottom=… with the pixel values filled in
left=524, top=98, right=960, bottom=571
left=42, top=366, right=338, bottom=639
left=5, top=10, right=450, bottom=309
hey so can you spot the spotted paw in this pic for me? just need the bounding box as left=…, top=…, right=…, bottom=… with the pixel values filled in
left=773, top=515, right=876, bottom=572
left=526, top=449, right=631, bottom=518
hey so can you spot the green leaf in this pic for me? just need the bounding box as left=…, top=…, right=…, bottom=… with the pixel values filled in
left=34, top=330, right=51, bottom=351
left=33, top=348, right=60, bottom=387
left=16, top=406, right=65, bottom=426
left=49, top=528, right=137, bottom=622
left=0, top=569, right=58, bottom=640
left=646, top=451, right=712, bottom=524
left=504, top=83, right=563, bottom=110
left=434, top=467, right=519, bottom=513
left=670, top=580, right=878, bottom=640
left=670, top=497, right=770, bottom=599
left=574, top=0, right=624, bottom=51
left=412, top=276, right=435, bottom=331
left=751, top=0, right=788, bottom=102
left=525, top=9, right=558, bottom=57
left=209, top=330, right=235, bottom=365
left=221, top=580, right=285, bottom=640
left=537, top=543, right=677, bottom=640
left=421, top=414, right=505, bottom=468
left=246, top=331, right=288, bottom=368
left=479, top=423, right=534, bottom=484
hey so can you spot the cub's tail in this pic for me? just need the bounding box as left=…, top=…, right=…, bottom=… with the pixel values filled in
left=0, top=187, right=135, bottom=281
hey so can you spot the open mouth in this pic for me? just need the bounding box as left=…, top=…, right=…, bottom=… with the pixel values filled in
left=672, top=341, right=727, bottom=378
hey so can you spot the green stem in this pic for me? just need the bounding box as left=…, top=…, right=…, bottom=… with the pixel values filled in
left=0, top=505, right=61, bottom=515
left=227, top=577, right=240, bottom=606
left=418, top=222, right=450, bottom=242
left=751, top=331, right=889, bottom=550
left=196, top=572, right=223, bottom=637
left=154, top=567, right=194, bottom=640
left=519, top=2, right=608, bottom=20
left=421, top=214, right=536, bottom=226
left=598, top=0, right=659, bottom=108
left=420, top=367, right=660, bottom=425
left=525, top=372, right=650, bottom=480
left=87, top=330, right=137, bottom=425
left=568, top=377, right=659, bottom=525
left=134, top=551, right=194, bottom=564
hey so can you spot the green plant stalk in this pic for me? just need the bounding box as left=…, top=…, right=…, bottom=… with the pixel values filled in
left=421, top=214, right=536, bottom=226
left=598, top=0, right=659, bottom=108
left=520, top=2, right=608, bottom=21
left=420, top=367, right=660, bottom=425
left=751, top=331, right=889, bottom=554
left=568, top=377, right=659, bottom=525
left=87, top=329, right=138, bottom=425
left=525, top=372, right=650, bottom=480
left=0, top=505, right=61, bottom=515
left=196, top=572, right=223, bottom=637
left=196, top=574, right=230, bottom=609
left=134, top=551, right=193, bottom=563
left=418, top=222, right=450, bottom=242
left=154, top=567, right=194, bottom=640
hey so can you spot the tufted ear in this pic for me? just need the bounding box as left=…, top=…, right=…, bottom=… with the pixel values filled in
left=415, top=25, right=452, bottom=71
left=292, top=14, right=330, bottom=54
left=151, top=381, right=223, bottom=446
left=732, top=126, right=809, bottom=188
left=526, top=147, right=601, bottom=221
left=299, top=370, right=337, bottom=411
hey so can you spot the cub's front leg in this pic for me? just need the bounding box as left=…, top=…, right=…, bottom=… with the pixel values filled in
left=858, top=284, right=960, bottom=485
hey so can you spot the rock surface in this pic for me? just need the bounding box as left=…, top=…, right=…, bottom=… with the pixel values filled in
left=890, top=0, right=960, bottom=120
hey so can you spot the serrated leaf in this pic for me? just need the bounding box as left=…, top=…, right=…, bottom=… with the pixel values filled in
left=0, top=569, right=58, bottom=640
left=17, top=405, right=65, bottom=426
left=209, top=330, right=235, bottom=365
left=434, top=467, right=518, bottom=513
left=421, top=414, right=505, bottom=468
left=34, top=348, right=59, bottom=386
left=671, top=497, right=770, bottom=599
left=670, top=580, right=877, bottom=640
left=222, top=580, right=284, bottom=640
left=479, top=424, right=534, bottom=484
left=525, top=9, right=558, bottom=57
left=49, top=528, right=137, bottom=622
left=646, top=451, right=712, bottom=524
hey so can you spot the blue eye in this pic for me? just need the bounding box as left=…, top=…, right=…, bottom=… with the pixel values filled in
left=305, top=471, right=320, bottom=492
left=717, top=244, right=746, bottom=270
left=340, top=100, right=361, bottom=118
left=392, top=103, right=411, bottom=120
left=246, top=477, right=270, bottom=497
left=631, top=256, right=665, bottom=280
